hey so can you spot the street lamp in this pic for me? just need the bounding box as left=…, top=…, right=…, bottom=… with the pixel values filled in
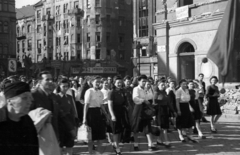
left=136, top=41, right=142, bottom=75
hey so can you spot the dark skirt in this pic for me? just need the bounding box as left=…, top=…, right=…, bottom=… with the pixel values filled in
left=176, top=103, right=194, bottom=129
left=59, top=124, right=75, bottom=148
left=75, top=101, right=83, bottom=123
left=87, top=108, right=106, bottom=141
left=101, top=104, right=112, bottom=133
left=192, top=100, right=202, bottom=120
left=131, top=104, right=152, bottom=134
left=155, top=105, right=170, bottom=129
left=110, top=105, right=125, bottom=134
left=207, top=97, right=222, bottom=115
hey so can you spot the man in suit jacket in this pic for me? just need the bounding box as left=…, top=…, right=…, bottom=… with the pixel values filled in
left=31, top=71, right=59, bottom=139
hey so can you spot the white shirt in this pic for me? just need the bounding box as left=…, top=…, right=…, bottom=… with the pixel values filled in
left=84, top=88, right=104, bottom=108
left=176, top=87, right=190, bottom=103
left=133, top=85, right=147, bottom=105
left=101, top=88, right=110, bottom=104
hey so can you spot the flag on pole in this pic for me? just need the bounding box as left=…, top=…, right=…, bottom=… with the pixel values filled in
left=207, top=0, right=240, bottom=79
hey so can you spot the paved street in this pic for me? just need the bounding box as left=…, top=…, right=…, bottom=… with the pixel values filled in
left=73, top=115, right=240, bottom=155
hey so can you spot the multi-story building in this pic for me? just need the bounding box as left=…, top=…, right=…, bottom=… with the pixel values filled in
left=16, top=5, right=35, bottom=75
left=133, top=0, right=158, bottom=78
left=0, top=0, right=16, bottom=77
left=16, top=0, right=133, bottom=78
left=153, top=0, right=235, bottom=85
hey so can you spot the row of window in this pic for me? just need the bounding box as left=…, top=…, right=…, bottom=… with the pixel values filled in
left=0, top=1, right=14, bottom=12
left=86, top=32, right=125, bottom=44
left=17, top=24, right=32, bottom=35
left=0, top=21, right=8, bottom=33
left=91, top=49, right=125, bottom=60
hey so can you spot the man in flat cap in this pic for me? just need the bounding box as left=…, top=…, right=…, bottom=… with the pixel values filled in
left=0, top=82, right=39, bottom=155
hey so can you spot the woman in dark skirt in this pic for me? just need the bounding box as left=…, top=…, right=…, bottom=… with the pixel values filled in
left=108, top=76, right=127, bottom=155
left=153, top=79, right=176, bottom=148
left=188, top=80, right=205, bottom=138
left=176, top=79, right=196, bottom=143
left=206, top=76, right=222, bottom=133
left=82, top=76, right=106, bottom=154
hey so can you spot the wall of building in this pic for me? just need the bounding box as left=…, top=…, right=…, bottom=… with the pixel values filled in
left=0, top=0, right=16, bottom=77
left=154, top=0, right=229, bottom=83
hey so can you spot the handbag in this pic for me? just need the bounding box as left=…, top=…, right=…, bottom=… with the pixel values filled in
left=142, top=103, right=156, bottom=119
left=77, top=124, right=92, bottom=142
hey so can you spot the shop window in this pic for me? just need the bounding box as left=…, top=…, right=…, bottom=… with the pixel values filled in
left=95, top=49, right=100, bottom=59
left=178, top=0, right=193, bottom=7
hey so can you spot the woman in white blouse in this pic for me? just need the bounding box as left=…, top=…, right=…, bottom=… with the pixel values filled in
left=82, top=76, right=106, bottom=154
left=131, top=75, right=157, bottom=152
left=175, top=79, right=196, bottom=143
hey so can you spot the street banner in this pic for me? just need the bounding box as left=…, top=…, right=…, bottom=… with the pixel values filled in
left=8, top=59, right=17, bottom=72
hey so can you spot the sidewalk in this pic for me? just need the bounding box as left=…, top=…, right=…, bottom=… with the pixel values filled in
left=73, top=116, right=240, bottom=155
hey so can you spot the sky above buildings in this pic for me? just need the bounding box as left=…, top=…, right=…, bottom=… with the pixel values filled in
left=16, top=0, right=39, bottom=8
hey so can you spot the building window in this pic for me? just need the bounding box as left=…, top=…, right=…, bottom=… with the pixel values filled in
left=17, top=42, right=20, bottom=53
left=95, top=0, right=100, bottom=7
left=28, top=39, right=32, bottom=50
left=63, top=20, right=69, bottom=29
left=46, top=8, right=51, bottom=16
left=64, top=52, right=69, bottom=61
left=77, top=17, right=80, bottom=27
left=87, top=33, right=90, bottom=42
left=106, top=15, right=111, bottom=25
left=17, top=27, right=20, bottom=36
left=0, top=22, right=2, bottom=33
left=86, top=50, right=90, bottom=59
left=119, top=50, right=125, bottom=60
left=86, top=15, right=90, bottom=25
left=74, top=1, right=79, bottom=8
left=178, top=0, right=193, bottom=7
left=37, top=25, right=41, bottom=33
left=3, top=44, right=8, bottom=54
left=37, top=40, right=41, bottom=49
left=77, top=34, right=81, bottom=43
left=3, top=1, right=8, bottom=11
left=96, top=14, right=100, bottom=24
left=22, top=41, right=25, bottom=51
left=56, top=37, right=61, bottom=46
left=56, top=6, right=60, bottom=15
left=106, top=0, right=110, bottom=7
left=22, top=26, right=25, bottom=34
left=27, top=25, right=31, bottom=33
left=141, top=48, right=147, bottom=57
left=106, top=32, right=110, bottom=42
left=63, top=3, right=68, bottom=13
left=96, top=32, right=100, bottom=42
left=3, top=22, right=8, bottom=33
left=118, top=33, right=124, bottom=44
left=64, top=36, right=69, bottom=45
left=37, top=10, right=41, bottom=19
left=56, top=21, right=61, bottom=30
left=96, top=49, right=100, bottom=59
left=139, top=0, right=148, bottom=37
left=87, top=0, right=91, bottom=8
left=107, top=49, right=111, bottom=58
left=119, top=16, right=125, bottom=26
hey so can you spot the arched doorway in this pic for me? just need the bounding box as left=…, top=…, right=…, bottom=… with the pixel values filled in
left=178, top=42, right=195, bottom=80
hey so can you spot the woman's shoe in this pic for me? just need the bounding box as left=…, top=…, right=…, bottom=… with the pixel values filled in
left=164, top=143, right=172, bottom=148
left=210, top=127, right=217, bottom=133
left=179, top=136, right=186, bottom=143
left=187, top=137, right=198, bottom=143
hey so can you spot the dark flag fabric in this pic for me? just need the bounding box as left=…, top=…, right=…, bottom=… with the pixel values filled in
left=207, top=0, right=240, bottom=78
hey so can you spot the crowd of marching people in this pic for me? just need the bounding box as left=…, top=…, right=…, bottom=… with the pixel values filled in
left=0, top=71, right=222, bottom=155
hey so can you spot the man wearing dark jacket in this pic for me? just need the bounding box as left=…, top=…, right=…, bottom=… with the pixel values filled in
left=31, top=71, right=59, bottom=138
